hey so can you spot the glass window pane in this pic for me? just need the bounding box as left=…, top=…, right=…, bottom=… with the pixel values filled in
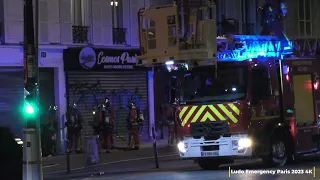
left=299, top=21, right=305, bottom=35
left=168, top=26, right=176, bottom=37
left=299, top=0, right=304, bottom=20
left=147, top=28, right=155, bottom=39
left=148, top=40, right=156, bottom=49
left=305, top=0, right=311, bottom=20
left=306, top=21, right=311, bottom=36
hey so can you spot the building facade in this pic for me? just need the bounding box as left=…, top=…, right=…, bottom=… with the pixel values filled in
left=0, top=0, right=169, bottom=152
left=3, top=0, right=318, bottom=151
left=215, top=0, right=320, bottom=37
left=63, top=47, right=151, bottom=146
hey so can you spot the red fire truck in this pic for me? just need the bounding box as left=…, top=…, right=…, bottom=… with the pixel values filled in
left=136, top=1, right=320, bottom=169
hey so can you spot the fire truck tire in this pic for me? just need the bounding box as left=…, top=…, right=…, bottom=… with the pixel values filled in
left=197, top=159, right=221, bottom=170
left=262, top=135, right=288, bottom=167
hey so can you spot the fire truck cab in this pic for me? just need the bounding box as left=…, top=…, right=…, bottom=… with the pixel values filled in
left=136, top=1, right=320, bottom=169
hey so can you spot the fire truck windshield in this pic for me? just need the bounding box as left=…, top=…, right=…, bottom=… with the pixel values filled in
left=180, top=66, right=248, bottom=104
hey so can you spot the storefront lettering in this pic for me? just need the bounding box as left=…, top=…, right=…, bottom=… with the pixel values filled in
left=97, top=52, right=137, bottom=65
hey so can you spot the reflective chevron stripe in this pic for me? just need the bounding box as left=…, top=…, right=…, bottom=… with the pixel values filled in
left=178, top=103, right=241, bottom=127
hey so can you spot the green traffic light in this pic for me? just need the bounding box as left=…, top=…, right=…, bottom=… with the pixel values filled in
left=25, top=104, right=35, bottom=114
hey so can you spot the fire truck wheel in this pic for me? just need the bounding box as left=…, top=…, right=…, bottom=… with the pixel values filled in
left=262, top=136, right=288, bottom=167
left=197, top=159, right=221, bottom=170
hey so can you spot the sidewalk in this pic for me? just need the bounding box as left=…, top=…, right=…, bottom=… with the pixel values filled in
left=43, top=139, right=178, bottom=174
left=44, top=155, right=189, bottom=180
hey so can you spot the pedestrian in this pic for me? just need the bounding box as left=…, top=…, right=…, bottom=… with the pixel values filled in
left=166, top=102, right=177, bottom=146
left=0, top=127, right=22, bottom=179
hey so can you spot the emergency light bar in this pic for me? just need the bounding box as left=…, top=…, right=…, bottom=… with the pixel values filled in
left=217, top=35, right=293, bottom=61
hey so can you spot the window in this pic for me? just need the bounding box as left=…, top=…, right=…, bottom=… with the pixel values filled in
left=167, top=15, right=176, bottom=46
left=252, top=67, right=271, bottom=104
left=181, top=65, right=248, bottom=103
left=298, top=0, right=312, bottom=36
left=72, top=0, right=85, bottom=25
left=111, top=0, right=123, bottom=28
left=147, top=19, right=156, bottom=49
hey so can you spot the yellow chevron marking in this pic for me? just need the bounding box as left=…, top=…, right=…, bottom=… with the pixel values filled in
left=208, top=105, right=226, bottom=120
left=179, top=107, right=188, bottom=120
left=181, top=106, right=197, bottom=127
left=200, top=111, right=216, bottom=122
left=218, top=104, right=238, bottom=123
left=191, top=106, right=207, bottom=123
left=228, top=103, right=240, bottom=115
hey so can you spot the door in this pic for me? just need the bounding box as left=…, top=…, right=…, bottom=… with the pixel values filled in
left=293, top=74, right=318, bottom=152
left=0, top=67, right=24, bottom=136
left=250, top=66, right=279, bottom=121
left=39, top=68, right=55, bottom=125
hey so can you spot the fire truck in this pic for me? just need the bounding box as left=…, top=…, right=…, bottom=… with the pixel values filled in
left=136, top=1, right=320, bottom=169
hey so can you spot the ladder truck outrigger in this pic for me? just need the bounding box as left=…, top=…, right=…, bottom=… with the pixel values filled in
left=136, top=0, right=320, bottom=170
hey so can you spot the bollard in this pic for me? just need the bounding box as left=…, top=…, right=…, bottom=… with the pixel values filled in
left=152, top=126, right=159, bottom=168
left=84, top=135, right=101, bottom=172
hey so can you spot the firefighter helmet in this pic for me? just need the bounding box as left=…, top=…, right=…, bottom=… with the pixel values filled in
left=49, top=105, right=58, bottom=111
left=69, top=103, right=77, bottom=109
left=128, top=102, right=136, bottom=109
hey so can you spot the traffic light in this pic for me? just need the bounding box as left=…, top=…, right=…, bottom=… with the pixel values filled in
left=23, top=80, right=38, bottom=118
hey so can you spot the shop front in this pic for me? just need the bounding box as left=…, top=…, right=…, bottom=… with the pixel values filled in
left=63, top=47, right=150, bottom=146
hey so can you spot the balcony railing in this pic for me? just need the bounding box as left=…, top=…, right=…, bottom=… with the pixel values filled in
left=113, top=28, right=126, bottom=45
left=72, top=26, right=89, bottom=44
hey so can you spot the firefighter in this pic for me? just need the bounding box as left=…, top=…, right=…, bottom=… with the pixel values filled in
left=99, top=98, right=115, bottom=153
left=127, top=102, right=144, bottom=150
left=104, top=98, right=115, bottom=149
left=65, top=103, right=83, bottom=153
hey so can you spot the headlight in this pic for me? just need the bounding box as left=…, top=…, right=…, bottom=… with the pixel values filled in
left=238, top=138, right=252, bottom=148
left=177, top=142, right=187, bottom=153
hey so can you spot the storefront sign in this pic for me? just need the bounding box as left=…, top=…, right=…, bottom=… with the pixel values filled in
left=97, top=51, right=136, bottom=69
left=63, top=47, right=140, bottom=71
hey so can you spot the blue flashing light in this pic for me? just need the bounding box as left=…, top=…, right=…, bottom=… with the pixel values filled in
left=217, top=35, right=293, bottom=61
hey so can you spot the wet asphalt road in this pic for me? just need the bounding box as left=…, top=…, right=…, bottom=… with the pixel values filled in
left=46, top=155, right=320, bottom=180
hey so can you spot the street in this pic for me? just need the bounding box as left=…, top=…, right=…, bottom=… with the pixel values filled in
left=42, top=144, right=177, bottom=174
left=44, top=154, right=320, bottom=180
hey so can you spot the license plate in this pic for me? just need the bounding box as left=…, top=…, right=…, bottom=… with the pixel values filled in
left=201, top=151, right=219, bottom=157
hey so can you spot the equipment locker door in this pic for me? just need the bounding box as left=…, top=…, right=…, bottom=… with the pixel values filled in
left=292, top=74, right=318, bottom=152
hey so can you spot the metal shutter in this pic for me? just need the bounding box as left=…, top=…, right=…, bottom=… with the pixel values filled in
left=66, top=71, right=149, bottom=147
left=0, top=67, right=24, bottom=137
